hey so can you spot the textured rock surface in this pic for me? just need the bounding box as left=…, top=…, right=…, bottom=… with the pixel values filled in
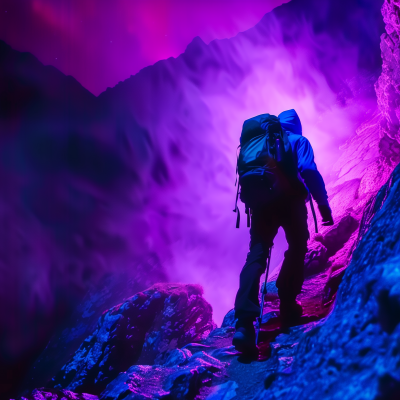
left=23, top=264, right=167, bottom=394
left=100, top=351, right=226, bottom=400
left=15, top=388, right=98, bottom=400
left=376, top=0, right=400, bottom=140
left=252, top=159, right=400, bottom=400
left=300, top=0, right=400, bottom=303
left=17, top=253, right=344, bottom=400
left=49, top=283, right=215, bottom=395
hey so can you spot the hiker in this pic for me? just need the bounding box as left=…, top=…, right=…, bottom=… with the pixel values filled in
left=232, top=109, right=333, bottom=354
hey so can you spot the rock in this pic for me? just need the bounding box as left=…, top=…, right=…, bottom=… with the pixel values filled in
left=221, top=309, right=237, bottom=328
left=25, top=268, right=168, bottom=395
left=285, top=213, right=358, bottom=281
left=376, top=0, right=400, bottom=141
left=99, top=365, right=169, bottom=400
left=252, top=162, right=400, bottom=399
left=376, top=372, right=400, bottom=400
left=322, top=266, right=347, bottom=305
left=322, top=213, right=359, bottom=258
left=303, top=241, right=328, bottom=277
left=376, top=266, right=400, bottom=333
left=210, top=346, right=241, bottom=360
left=50, top=283, right=215, bottom=395
left=14, top=388, right=98, bottom=400
left=155, top=348, right=192, bottom=367
left=137, top=285, right=216, bottom=365
left=204, top=380, right=239, bottom=399
left=99, top=350, right=226, bottom=400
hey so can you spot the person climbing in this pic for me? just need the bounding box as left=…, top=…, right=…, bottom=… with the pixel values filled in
left=232, top=109, right=334, bottom=354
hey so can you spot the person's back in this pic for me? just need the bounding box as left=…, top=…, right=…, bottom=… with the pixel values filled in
left=232, top=109, right=333, bottom=355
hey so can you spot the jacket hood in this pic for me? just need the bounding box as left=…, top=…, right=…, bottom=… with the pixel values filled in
left=278, top=109, right=302, bottom=136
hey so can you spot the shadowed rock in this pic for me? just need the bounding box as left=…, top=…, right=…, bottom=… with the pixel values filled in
left=50, top=283, right=215, bottom=395
left=252, top=161, right=400, bottom=399
left=14, top=388, right=98, bottom=400
left=100, top=351, right=225, bottom=400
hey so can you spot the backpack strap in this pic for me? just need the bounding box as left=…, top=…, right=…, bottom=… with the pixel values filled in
left=309, top=193, right=318, bottom=233
left=234, top=182, right=240, bottom=228
left=233, top=145, right=241, bottom=228
left=245, top=206, right=251, bottom=227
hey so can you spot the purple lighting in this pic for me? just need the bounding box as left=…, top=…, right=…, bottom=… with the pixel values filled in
left=0, top=0, right=385, bottom=395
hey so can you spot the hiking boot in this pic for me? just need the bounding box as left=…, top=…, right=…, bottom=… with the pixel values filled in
left=280, top=299, right=303, bottom=329
left=232, top=319, right=258, bottom=355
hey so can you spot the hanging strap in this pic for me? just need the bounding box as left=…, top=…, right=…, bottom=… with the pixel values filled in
left=256, top=245, right=272, bottom=345
left=233, top=145, right=241, bottom=228
left=234, top=183, right=240, bottom=228
left=309, top=194, right=318, bottom=233
left=245, top=207, right=251, bottom=227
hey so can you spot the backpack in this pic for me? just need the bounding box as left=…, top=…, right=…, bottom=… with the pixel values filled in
left=233, top=113, right=305, bottom=228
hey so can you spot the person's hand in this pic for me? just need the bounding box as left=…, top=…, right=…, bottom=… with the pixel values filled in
left=318, top=204, right=334, bottom=226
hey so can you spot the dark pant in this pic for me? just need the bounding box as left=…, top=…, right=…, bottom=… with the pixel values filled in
left=234, top=196, right=309, bottom=320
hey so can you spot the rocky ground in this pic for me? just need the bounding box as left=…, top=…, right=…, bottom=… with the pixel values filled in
left=14, top=264, right=339, bottom=400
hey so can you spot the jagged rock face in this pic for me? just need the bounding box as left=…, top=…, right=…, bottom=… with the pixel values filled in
left=302, top=0, right=400, bottom=297
left=252, top=165, right=400, bottom=399
left=16, top=388, right=98, bottom=400
left=376, top=0, right=400, bottom=141
left=26, top=262, right=168, bottom=395
left=100, top=351, right=226, bottom=400
left=50, top=283, right=215, bottom=395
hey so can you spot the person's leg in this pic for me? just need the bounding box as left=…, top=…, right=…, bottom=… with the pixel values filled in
left=234, top=207, right=279, bottom=320
left=276, top=198, right=309, bottom=306
left=233, top=206, right=279, bottom=352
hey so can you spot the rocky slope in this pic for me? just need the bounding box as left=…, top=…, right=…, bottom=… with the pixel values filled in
left=15, top=271, right=338, bottom=399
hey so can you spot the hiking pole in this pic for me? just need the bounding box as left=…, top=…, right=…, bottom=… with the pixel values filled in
left=255, top=245, right=272, bottom=345
left=309, top=194, right=318, bottom=234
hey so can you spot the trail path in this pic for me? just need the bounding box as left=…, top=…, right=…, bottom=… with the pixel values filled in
left=189, top=264, right=338, bottom=399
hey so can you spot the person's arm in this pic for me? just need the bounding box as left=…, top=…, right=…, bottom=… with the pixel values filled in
left=296, top=137, right=334, bottom=226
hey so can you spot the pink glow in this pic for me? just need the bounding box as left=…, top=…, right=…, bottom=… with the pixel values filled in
left=0, top=0, right=286, bottom=95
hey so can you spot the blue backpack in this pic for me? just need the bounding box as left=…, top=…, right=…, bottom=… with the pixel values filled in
left=233, top=113, right=305, bottom=228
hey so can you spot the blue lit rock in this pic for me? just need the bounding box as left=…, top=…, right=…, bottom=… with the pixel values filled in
left=50, top=283, right=215, bottom=395
left=252, top=164, right=400, bottom=399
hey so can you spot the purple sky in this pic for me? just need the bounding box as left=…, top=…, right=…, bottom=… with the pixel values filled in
left=0, top=0, right=286, bottom=95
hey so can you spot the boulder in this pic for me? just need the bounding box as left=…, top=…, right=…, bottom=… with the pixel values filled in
left=99, top=351, right=226, bottom=400
left=50, top=283, right=215, bottom=394
left=14, top=388, right=98, bottom=400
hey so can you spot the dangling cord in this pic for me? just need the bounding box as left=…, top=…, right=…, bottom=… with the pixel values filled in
left=233, top=145, right=241, bottom=228
left=234, top=144, right=240, bottom=186
left=234, top=183, right=240, bottom=228
left=256, top=245, right=273, bottom=345
left=245, top=207, right=251, bottom=227
left=309, top=193, right=318, bottom=233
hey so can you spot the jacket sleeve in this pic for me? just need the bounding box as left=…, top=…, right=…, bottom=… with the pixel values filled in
left=295, top=136, right=329, bottom=207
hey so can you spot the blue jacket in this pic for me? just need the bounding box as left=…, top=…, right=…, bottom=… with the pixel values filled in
left=278, top=109, right=329, bottom=207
